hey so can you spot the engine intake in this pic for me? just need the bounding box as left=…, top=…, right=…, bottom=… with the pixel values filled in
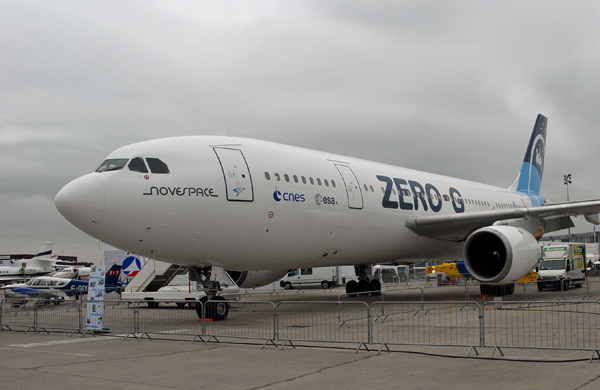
left=463, top=225, right=539, bottom=283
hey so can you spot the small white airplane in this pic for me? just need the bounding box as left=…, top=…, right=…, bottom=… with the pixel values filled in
left=1, top=276, right=89, bottom=300
left=53, top=266, right=92, bottom=281
left=55, top=115, right=600, bottom=320
left=0, top=243, right=58, bottom=285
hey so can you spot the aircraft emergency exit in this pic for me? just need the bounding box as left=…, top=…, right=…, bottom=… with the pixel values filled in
left=55, top=115, right=600, bottom=319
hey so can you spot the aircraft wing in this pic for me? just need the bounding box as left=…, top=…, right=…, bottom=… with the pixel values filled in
left=405, top=199, right=600, bottom=242
left=9, top=287, right=66, bottom=299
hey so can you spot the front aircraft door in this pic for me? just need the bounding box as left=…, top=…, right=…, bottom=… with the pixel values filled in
left=214, top=148, right=254, bottom=202
left=335, top=165, right=363, bottom=209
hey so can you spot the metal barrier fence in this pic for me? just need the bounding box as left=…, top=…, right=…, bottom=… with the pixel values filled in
left=3, top=297, right=600, bottom=359
left=482, top=301, right=600, bottom=357
left=276, top=301, right=370, bottom=349
left=371, top=301, right=481, bottom=354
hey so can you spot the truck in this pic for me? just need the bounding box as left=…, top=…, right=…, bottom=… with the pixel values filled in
left=537, top=244, right=587, bottom=291
left=279, top=267, right=340, bottom=289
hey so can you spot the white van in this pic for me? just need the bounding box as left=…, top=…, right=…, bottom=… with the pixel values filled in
left=279, top=267, right=340, bottom=289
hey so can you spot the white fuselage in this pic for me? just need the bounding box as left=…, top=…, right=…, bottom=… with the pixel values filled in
left=56, top=136, right=535, bottom=272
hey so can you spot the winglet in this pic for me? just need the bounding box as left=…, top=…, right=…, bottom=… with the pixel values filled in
left=512, top=114, right=547, bottom=196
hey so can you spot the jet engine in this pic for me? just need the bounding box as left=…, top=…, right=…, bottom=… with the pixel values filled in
left=463, top=225, right=540, bottom=284
left=227, top=269, right=289, bottom=289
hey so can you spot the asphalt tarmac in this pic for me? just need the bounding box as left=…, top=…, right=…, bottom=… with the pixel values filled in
left=1, top=330, right=600, bottom=390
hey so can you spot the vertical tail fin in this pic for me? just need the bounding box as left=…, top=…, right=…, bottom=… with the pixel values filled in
left=105, top=264, right=122, bottom=287
left=35, top=242, right=54, bottom=257
left=510, top=114, right=547, bottom=196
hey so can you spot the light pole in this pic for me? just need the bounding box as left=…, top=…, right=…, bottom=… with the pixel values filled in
left=564, top=174, right=572, bottom=235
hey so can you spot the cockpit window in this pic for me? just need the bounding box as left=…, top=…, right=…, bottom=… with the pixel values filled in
left=146, top=158, right=170, bottom=174
left=128, top=157, right=149, bottom=173
left=96, top=159, right=129, bottom=173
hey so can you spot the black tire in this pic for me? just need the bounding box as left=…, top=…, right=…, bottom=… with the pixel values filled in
left=537, top=281, right=545, bottom=291
left=321, top=280, right=330, bottom=289
left=205, top=296, right=229, bottom=321
left=562, top=279, right=569, bottom=291
left=357, top=279, right=369, bottom=292
left=146, top=301, right=159, bottom=309
left=368, top=279, right=382, bottom=295
left=283, top=282, right=293, bottom=290
left=346, top=280, right=358, bottom=295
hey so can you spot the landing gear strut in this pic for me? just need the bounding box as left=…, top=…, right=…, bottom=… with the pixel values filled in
left=190, top=266, right=229, bottom=321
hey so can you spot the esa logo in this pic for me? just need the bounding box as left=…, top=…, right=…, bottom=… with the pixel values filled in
left=273, top=188, right=305, bottom=202
left=315, top=194, right=336, bottom=206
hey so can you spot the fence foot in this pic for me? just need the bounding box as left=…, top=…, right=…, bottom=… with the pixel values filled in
left=69, top=329, right=83, bottom=338
left=339, top=320, right=350, bottom=329
left=0, top=324, right=12, bottom=331
left=123, top=332, right=137, bottom=341
left=280, top=340, right=295, bottom=350
left=24, top=326, right=36, bottom=334
left=377, top=343, right=391, bottom=355
left=80, top=329, right=96, bottom=338
left=261, top=339, right=278, bottom=349
left=414, top=309, right=430, bottom=316
left=137, top=332, right=152, bottom=341
left=590, top=350, right=600, bottom=363
left=491, top=347, right=504, bottom=358
left=467, top=346, right=479, bottom=357
left=34, top=327, right=49, bottom=335
left=203, top=335, right=219, bottom=345
left=374, top=314, right=391, bottom=323
left=190, top=334, right=205, bottom=344
left=355, top=343, right=369, bottom=354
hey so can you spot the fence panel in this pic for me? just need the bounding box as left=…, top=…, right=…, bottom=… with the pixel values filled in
left=83, top=300, right=137, bottom=334
left=277, top=301, right=370, bottom=345
left=204, top=301, right=276, bottom=342
left=371, top=301, right=481, bottom=348
left=136, top=301, right=203, bottom=337
left=483, top=301, right=600, bottom=351
left=35, top=299, right=81, bottom=332
left=1, top=298, right=38, bottom=331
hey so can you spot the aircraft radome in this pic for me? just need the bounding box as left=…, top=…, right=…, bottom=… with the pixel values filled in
left=55, top=115, right=600, bottom=320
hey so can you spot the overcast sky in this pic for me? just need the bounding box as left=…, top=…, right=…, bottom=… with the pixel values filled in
left=2, top=1, right=600, bottom=261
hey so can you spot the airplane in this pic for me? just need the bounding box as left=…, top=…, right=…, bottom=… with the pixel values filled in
left=1, top=263, right=123, bottom=300
left=0, top=243, right=58, bottom=285
left=1, top=276, right=89, bottom=301
left=55, top=114, right=600, bottom=320
left=53, top=266, right=92, bottom=281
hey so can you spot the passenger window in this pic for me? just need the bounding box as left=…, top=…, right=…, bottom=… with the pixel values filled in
left=301, top=176, right=307, bottom=184
left=146, top=158, right=170, bottom=174
left=310, top=177, right=314, bottom=185
left=264, top=172, right=271, bottom=180
left=363, top=184, right=368, bottom=191
left=128, top=157, right=148, bottom=173
left=284, top=174, right=290, bottom=182
left=293, top=175, right=299, bottom=183
left=317, top=178, right=322, bottom=186
left=331, top=180, right=336, bottom=188
left=95, top=158, right=129, bottom=173
left=274, top=173, right=281, bottom=181
left=324, top=179, right=329, bottom=187
left=300, top=268, right=313, bottom=275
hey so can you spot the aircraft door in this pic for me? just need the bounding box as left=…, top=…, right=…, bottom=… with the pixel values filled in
left=335, top=165, right=363, bottom=209
left=213, top=148, right=254, bottom=202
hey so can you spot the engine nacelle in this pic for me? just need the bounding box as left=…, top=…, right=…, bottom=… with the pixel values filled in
left=463, top=225, right=540, bottom=284
left=227, top=269, right=289, bottom=289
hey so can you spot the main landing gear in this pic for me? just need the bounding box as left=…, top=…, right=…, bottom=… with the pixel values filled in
left=345, top=265, right=381, bottom=295
left=190, top=266, right=230, bottom=321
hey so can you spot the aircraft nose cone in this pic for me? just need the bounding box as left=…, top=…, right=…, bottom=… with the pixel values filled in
left=55, top=174, right=105, bottom=233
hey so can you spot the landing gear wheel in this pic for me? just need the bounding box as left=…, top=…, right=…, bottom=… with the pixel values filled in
left=346, top=280, right=358, bottom=295
left=198, top=296, right=229, bottom=321
left=321, top=280, right=330, bottom=289
left=368, top=279, right=382, bottom=296
left=357, top=279, right=369, bottom=293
